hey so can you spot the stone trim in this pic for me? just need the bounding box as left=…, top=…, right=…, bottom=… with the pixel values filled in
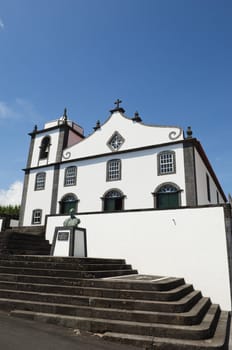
left=19, top=170, right=30, bottom=226
left=223, top=204, right=232, bottom=307
left=50, top=164, right=60, bottom=215
left=26, top=134, right=36, bottom=168
left=183, top=141, right=198, bottom=206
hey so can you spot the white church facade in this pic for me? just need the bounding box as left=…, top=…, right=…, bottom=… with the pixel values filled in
left=18, top=101, right=232, bottom=310
left=19, top=102, right=226, bottom=227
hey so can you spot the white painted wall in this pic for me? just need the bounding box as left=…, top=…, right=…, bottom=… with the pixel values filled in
left=56, top=143, right=186, bottom=212
left=23, top=166, right=55, bottom=226
left=195, top=149, right=224, bottom=205
left=31, top=129, right=60, bottom=167
left=0, top=219, right=3, bottom=232
left=62, top=112, right=184, bottom=160
left=46, top=206, right=231, bottom=311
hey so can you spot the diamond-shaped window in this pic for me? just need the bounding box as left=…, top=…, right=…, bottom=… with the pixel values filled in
left=107, top=131, right=125, bottom=152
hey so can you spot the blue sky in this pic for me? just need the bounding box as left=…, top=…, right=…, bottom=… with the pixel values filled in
left=0, top=0, right=231, bottom=204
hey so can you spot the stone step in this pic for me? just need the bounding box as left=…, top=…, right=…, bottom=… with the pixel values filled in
left=0, top=246, right=50, bottom=251
left=0, top=255, right=126, bottom=265
left=0, top=260, right=133, bottom=271
left=0, top=295, right=211, bottom=325
left=102, top=311, right=231, bottom=349
left=0, top=288, right=202, bottom=313
left=0, top=280, right=193, bottom=301
left=0, top=273, right=185, bottom=291
left=0, top=266, right=137, bottom=278
left=4, top=226, right=45, bottom=236
left=0, top=249, right=51, bottom=256
left=0, top=241, right=49, bottom=248
left=10, top=303, right=221, bottom=340
left=0, top=234, right=47, bottom=241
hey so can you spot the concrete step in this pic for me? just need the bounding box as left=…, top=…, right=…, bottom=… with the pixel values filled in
left=0, top=241, right=49, bottom=248
left=0, top=288, right=202, bottom=313
left=0, top=234, right=47, bottom=242
left=4, top=226, right=45, bottom=236
left=0, top=249, right=51, bottom=256
left=102, top=311, right=231, bottom=349
left=0, top=260, right=133, bottom=271
left=0, top=280, right=193, bottom=301
left=0, top=254, right=229, bottom=349
left=0, top=255, right=126, bottom=265
left=10, top=303, right=221, bottom=340
left=0, top=230, right=51, bottom=255
left=0, top=266, right=137, bottom=278
left=0, top=294, right=211, bottom=325
left=0, top=273, right=185, bottom=291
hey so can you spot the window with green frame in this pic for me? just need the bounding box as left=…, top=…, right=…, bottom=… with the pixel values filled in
left=156, top=184, right=180, bottom=209
left=60, top=194, right=77, bottom=214
left=103, top=190, right=124, bottom=211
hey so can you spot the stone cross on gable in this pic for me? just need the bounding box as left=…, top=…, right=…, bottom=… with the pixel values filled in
left=114, top=99, right=122, bottom=109
left=110, top=98, right=125, bottom=114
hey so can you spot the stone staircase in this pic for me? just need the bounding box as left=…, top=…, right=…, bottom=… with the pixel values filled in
left=0, top=226, right=51, bottom=255
left=0, top=255, right=230, bottom=349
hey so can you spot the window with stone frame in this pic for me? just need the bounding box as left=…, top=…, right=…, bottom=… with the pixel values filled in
left=64, top=166, right=77, bottom=186
left=32, top=209, right=42, bottom=224
left=107, top=159, right=121, bottom=181
left=60, top=194, right=78, bottom=214
left=158, top=151, right=176, bottom=175
left=35, top=172, right=46, bottom=190
left=103, top=189, right=124, bottom=211
left=155, top=184, right=180, bottom=209
left=107, top=131, right=124, bottom=151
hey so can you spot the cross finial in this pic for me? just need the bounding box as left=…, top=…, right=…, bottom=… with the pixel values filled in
left=186, top=126, right=193, bottom=138
left=110, top=99, right=125, bottom=114
left=60, top=107, right=68, bottom=123
left=114, top=99, right=122, bottom=109
left=93, top=120, right=101, bottom=131
left=132, top=111, right=142, bottom=123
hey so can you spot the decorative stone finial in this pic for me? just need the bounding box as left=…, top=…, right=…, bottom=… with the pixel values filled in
left=33, top=125, right=38, bottom=133
left=132, top=111, right=142, bottom=123
left=93, top=120, right=101, bottom=131
left=62, top=108, right=68, bottom=122
left=110, top=99, right=125, bottom=114
left=186, top=126, right=193, bottom=138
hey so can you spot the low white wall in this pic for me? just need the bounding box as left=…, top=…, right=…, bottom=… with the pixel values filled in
left=0, top=219, right=3, bottom=232
left=46, top=206, right=231, bottom=310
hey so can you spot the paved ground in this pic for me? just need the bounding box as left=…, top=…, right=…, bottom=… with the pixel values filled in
left=0, top=310, right=231, bottom=349
left=0, top=311, right=140, bottom=350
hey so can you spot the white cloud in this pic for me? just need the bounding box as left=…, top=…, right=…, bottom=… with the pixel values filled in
left=0, top=101, right=13, bottom=119
left=0, top=181, right=23, bottom=206
left=0, top=99, right=41, bottom=122
left=0, top=19, right=4, bottom=30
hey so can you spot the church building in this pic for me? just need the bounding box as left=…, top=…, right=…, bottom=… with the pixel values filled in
left=18, top=100, right=232, bottom=311
left=19, top=101, right=226, bottom=227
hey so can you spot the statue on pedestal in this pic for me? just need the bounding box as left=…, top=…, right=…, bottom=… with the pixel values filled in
left=63, top=208, right=81, bottom=227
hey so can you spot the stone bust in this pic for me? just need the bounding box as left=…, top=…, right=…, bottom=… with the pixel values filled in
left=63, top=208, right=81, bottom=227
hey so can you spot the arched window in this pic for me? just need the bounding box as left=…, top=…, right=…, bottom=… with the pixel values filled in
left=32, top=209, right=42, bottom=224
left=102, top=189, right=125, bottom=211
left=158, top=151, right=176, bottom=175
left=154, top=183, right=181, bottom=209
left=64, top=166, right=77, bottom=186
left=35, top=172, right=46, bottom=190
left=106, top=159, right=121, bottom=181
left=39, top=136, right=51, bottom=160
left=60, top=193, right=78, bottom=214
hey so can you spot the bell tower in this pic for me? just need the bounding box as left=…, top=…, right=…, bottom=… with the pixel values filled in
left=19, top=109, right=84, bottom=226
